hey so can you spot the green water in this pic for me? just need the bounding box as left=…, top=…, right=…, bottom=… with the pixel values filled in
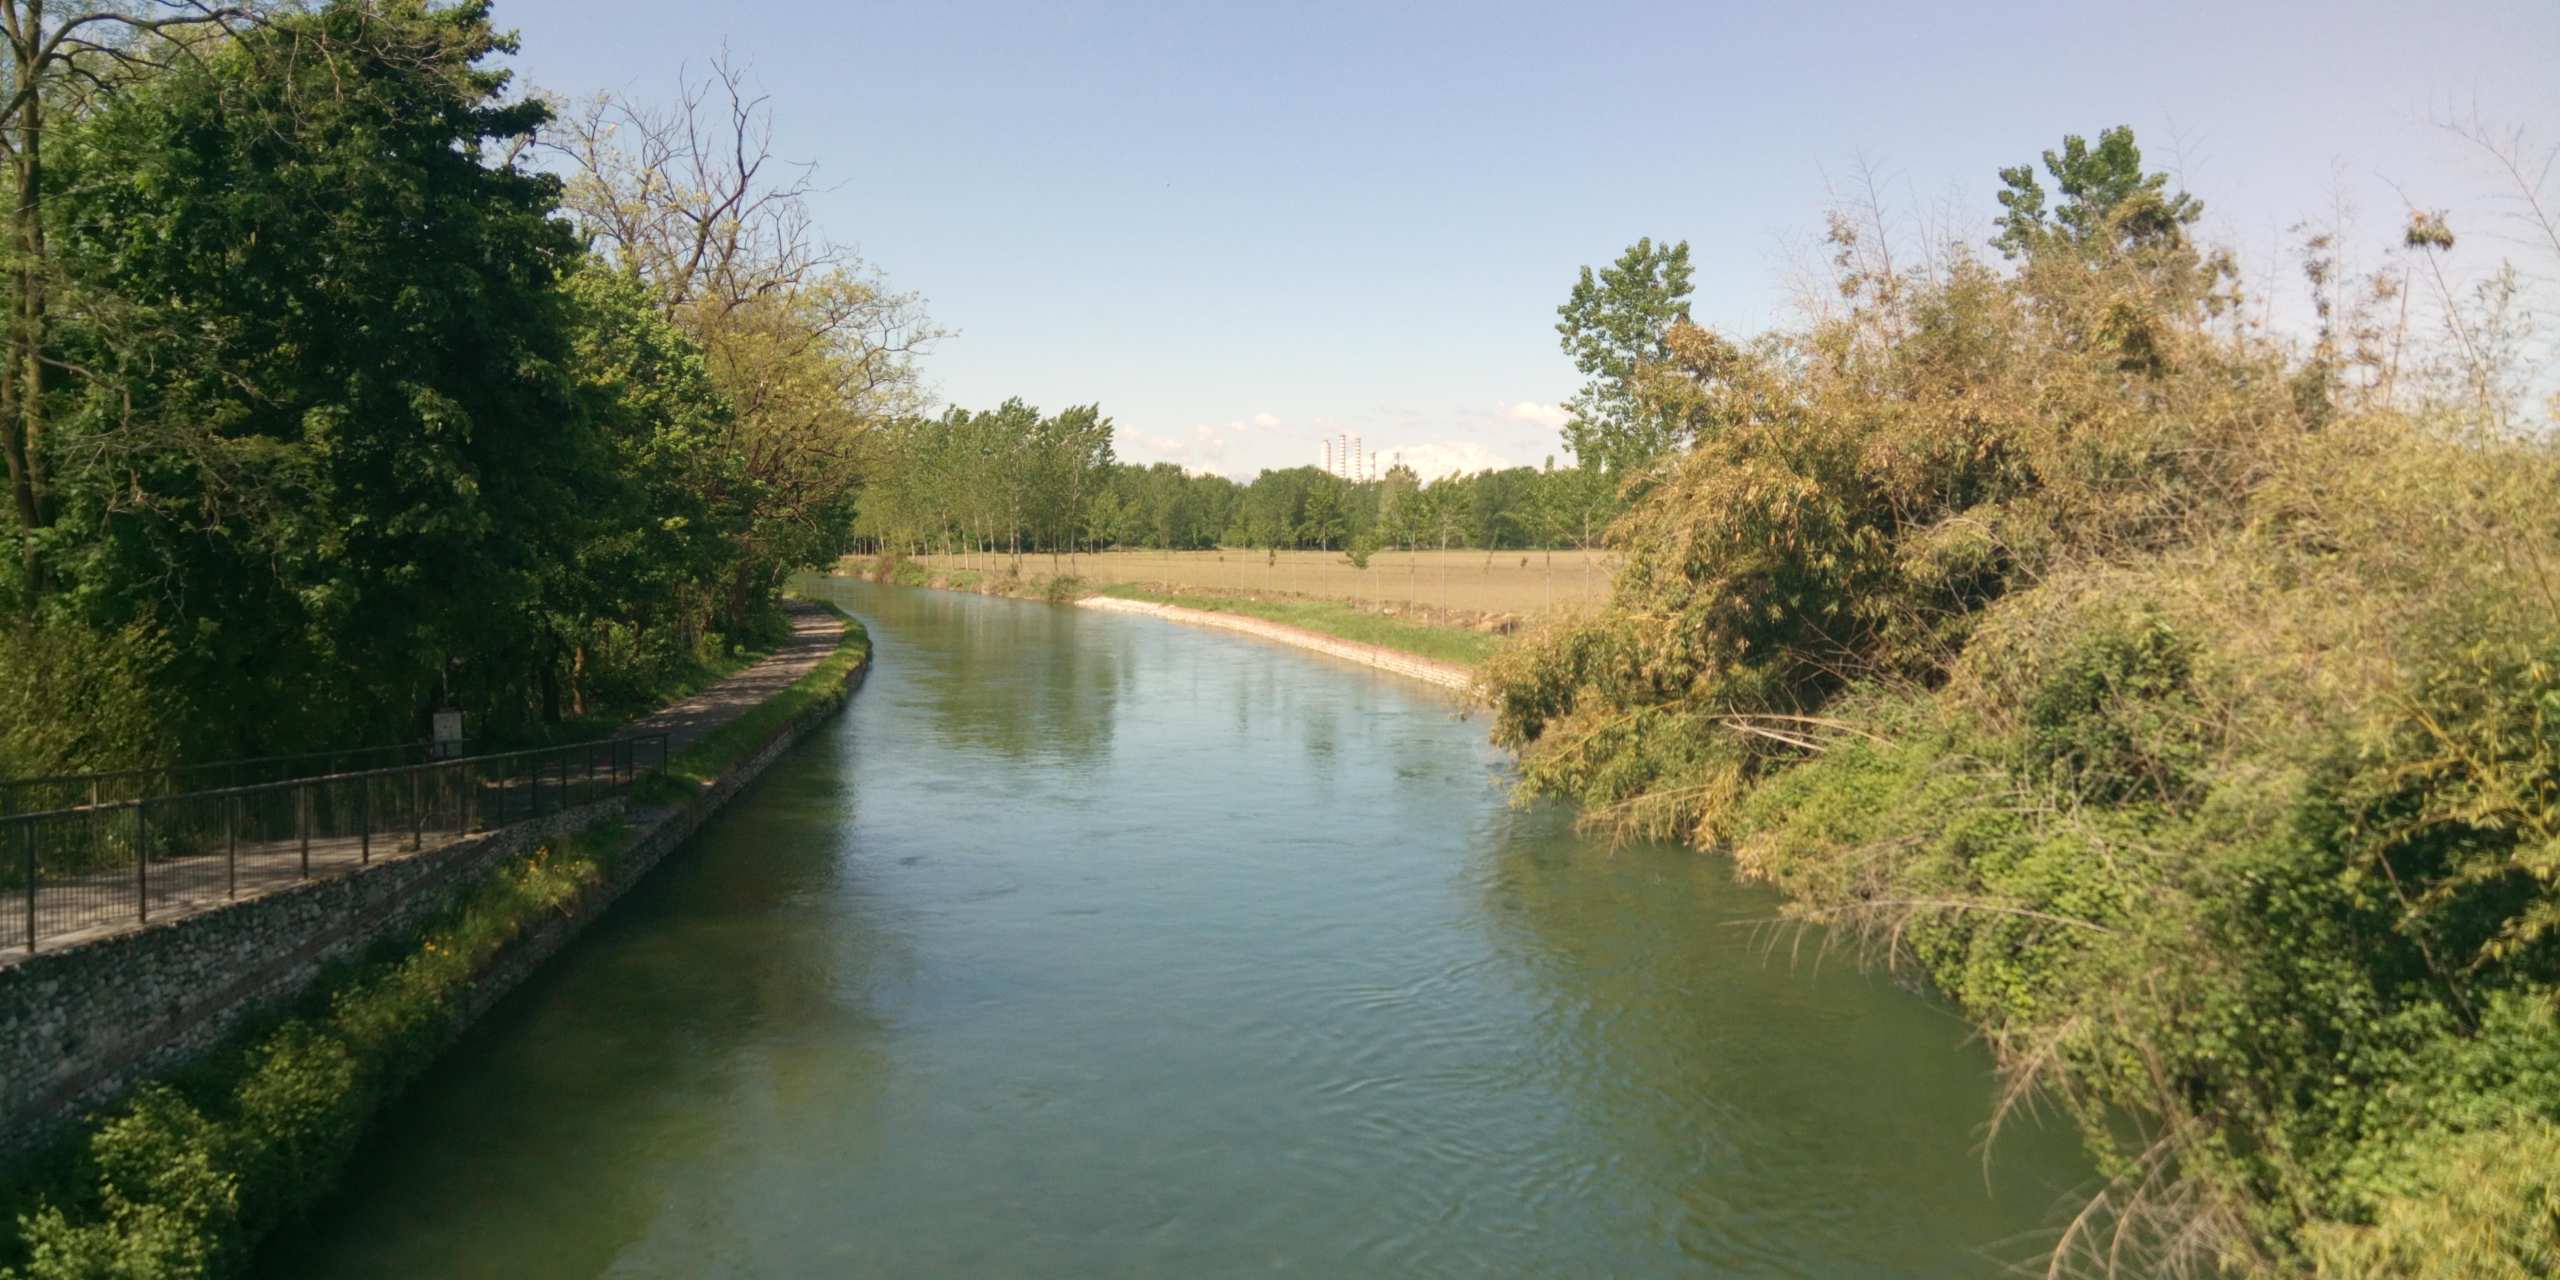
left=269, top=578, right=2098, bottom=1277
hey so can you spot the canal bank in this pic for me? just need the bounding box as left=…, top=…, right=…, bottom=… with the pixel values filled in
left=0, top=608, right=871, bottom=1279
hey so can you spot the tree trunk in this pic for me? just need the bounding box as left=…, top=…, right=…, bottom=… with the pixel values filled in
left=538, top=634, right=564, bottom=725
left=4, top=21, right=47, bottom=592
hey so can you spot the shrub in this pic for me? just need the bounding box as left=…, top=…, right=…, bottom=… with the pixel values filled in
left=1487, top=144, right=2560, bottom=1274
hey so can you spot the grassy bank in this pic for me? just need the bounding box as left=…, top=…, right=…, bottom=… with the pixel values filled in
left=0, top=818, right=628, bottom=1279
left=839, top=556, right=1503, bottom=668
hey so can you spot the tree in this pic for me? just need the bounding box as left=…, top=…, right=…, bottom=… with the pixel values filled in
left=1376, top=462, right=1419, bottom=549
left=543, top=55, right=938, bottom=623
left=1297, top=474, right=1346, bottom=551
left=0, top=0, right=264, bottom=594
left=1555, top=236, right=1694, bottom=477
left=1993, top=125, right=2202, bottom=260
left=42, top=0, right=595, bottom=753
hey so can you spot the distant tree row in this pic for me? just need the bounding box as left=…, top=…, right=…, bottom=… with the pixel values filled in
left=856, top=433, right=1624, bottom=565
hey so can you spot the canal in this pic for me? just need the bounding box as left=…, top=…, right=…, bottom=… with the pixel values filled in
left=271, top=577, right=2097, bottom=1277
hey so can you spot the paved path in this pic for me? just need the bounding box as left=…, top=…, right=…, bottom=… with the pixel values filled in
left=628, top=603, right=844, bottom=754
left=2, top=602, right=846, bottom=960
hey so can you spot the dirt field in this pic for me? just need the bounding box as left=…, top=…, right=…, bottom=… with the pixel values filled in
left=899, top=548, right=1616, bottom=616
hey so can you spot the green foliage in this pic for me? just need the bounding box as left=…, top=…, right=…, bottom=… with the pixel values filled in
left=1993, top=125, right=2203, bottom=259
left=855, top=399, right=1116, bottom=562
left=42, top=0, right=585, bottom=759
left=2018, top=609, right=2205, bottom=806
left=2302, top=1114, right=2560, bottom=1279
left=1, top=0, right=811, bottom=764
left=0, top=620, right=173, bottom=780
left=857, top=428, right=1611, bottom=564
left=1556, top=237, right=1696, bottom=475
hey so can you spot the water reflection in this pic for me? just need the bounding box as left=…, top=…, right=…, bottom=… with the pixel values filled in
left=269, top=731, right=903, bottom=1278
left=1474, top=805, right=2094, bottom=1272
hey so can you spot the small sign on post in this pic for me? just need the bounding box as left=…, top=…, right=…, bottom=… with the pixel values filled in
left=431, top=710, right=466, bottom=760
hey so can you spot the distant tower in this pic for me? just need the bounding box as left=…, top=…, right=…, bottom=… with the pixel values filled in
left=1350, top=435, right=1363, bottom=481
left=1322, top=438, right=1333, bottom=475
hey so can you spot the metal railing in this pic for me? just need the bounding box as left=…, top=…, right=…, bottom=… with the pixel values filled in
left=0, top=742, right=432, bottom=819
left=0, top=734, right=668, bottom=955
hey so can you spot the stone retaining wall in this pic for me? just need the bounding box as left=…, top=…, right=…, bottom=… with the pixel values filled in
left=1074, top=595, right=1475, bottom=694
left=0, top=652, right=868, bottom=1160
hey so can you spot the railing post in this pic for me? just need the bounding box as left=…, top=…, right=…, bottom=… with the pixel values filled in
left=227, top=793, right=239, bottom=900
left=298, top=780, right=311, bottom=878
left=135, top=799, right=149, bottom=924
left=22, top=820, right=36, bottom=953
left=359, top=778, right=371, bottom=865
left=412, top=766, right=425, bottom=851
left=465, top=759, right=478, bottom=833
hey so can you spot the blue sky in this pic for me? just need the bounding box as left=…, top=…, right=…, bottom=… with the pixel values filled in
left=499, top=0, right=2559, bottom=478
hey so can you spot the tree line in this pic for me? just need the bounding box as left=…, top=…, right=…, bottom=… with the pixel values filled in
left=0, top=1, right=927, bottom=775
left=855, top=431, right=1625, bottom=565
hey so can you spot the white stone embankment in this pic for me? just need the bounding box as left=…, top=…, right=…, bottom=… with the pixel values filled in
left=1075, top=595, right=1475, bottom=695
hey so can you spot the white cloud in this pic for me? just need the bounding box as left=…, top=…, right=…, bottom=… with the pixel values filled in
left=1500, top=400, right=1570, bottom=429
left=1251, top=412, right=1281, bottom=428
left=1372, top=439, right=1514, bottom=481
left=1124, top=422, right=1244, bottom=470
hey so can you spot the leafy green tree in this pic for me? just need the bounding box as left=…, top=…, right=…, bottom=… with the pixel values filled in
left=1993, top=125, right=2202, bottom=260
left=43, top=0, right=590, bottom=753
left=0, top=0, right=271, bottom=596
left=538, top=266, right=747, bottom=724
left=1297, top=475, right=1346, bottom=551
left=1555, top=236, right=1694, bottom=476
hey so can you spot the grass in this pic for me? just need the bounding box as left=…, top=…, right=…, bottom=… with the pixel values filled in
left=1092, top=584, right=1503, bottom=666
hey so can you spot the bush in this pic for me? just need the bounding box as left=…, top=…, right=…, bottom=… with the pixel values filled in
left=1486, top=157, right=2560, bottom=1273
left=0, top=620, right=175, bottom=781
